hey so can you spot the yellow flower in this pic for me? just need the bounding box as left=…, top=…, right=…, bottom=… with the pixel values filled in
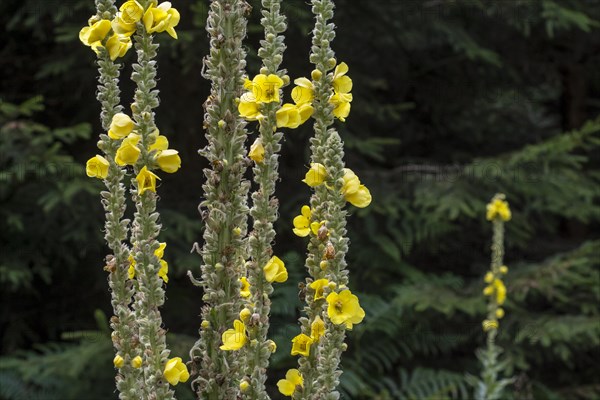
left=326, top=290, right=365, bottom=330
left=482, top=319, right=499, bottom=332
left=249, top=139, right=265, bottom=163
left=143, top=2, right=181, bottom=39
left=310, top=316, right=325, bottom=342
left=330, top=92, right=353, bottom=122
left=332, top=62, right=353, bottom=94
left=163, top=357, right=189, bottom=386
left=290, top=333, right=313, bottom=357
left=238, top=92, right=263, bottom=121
left=156, top=149, right=181, bottom=173
left=220, top=319, right=247, bottom=351
left=240, top=380, right=250, bottom=393
left=150, top=134, right=169, bottom=152
left=86, top=155, right=110, bottom=179
left=111, top=0, right=144, bottom=37
left=131, top=356, right=142, bottom=369
left=115, top=134, right=141, bottom=166
left=309, top=278, right=329, bottom=301
left=128, top=254, right=136, bottom=279
left=155, top=242, right=166, bottom=259
left=239, top=308, right=252, bottom=324
left=494, top=278, right=507, bottom=305
left=158, top=260, right=168, bottom=283
left=291, top=77, right=314, bottom=105
left=483, top=285, right=493, bottom=296
left=292, top=205, right=313, bottom=237
left=136, top=166, right=160, bottom=195
left=341, top=168, right=372, bottom=208
left=249, top=74, right=284, bottom=103
left=113, top=354, right=124, bottom=368
left=484, top=272, right=494, bottom=283
left=240, top=277, right=251, bottom=298
left=105, top=34, right=132, bottom=61
left=302, top=163, right=327, bottom=187
left=263, top=256, right=288, bottom=283
left=486, top=198, right=511, bottom=221
left=277, top=369, right=303, bottom=397
left=496, top=308, right=505, bottom=319
left=108, top=113, right=135, bottom=139
left=79, top=19, right=111, bottom=47
left=276, top=104, right=301, bottom=128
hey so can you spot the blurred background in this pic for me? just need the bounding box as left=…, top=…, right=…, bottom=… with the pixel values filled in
left=1, top=0, right=599, bottom=399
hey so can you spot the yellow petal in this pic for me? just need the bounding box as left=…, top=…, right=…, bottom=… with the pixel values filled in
left=345, top=185, right=372, bottom=208
left=302, top=163, right=327, bottom=187
left=157, top=149, right=181, bottom=173
left=86, top=155, right=110, bottom=179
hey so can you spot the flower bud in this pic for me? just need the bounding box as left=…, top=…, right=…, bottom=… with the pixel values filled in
left=311, top=69, right=322, bottom=81
left=266, top=339, right=277, bottom=353
left=218, top=120, right=226, bottom=128
left=233, top=227, right=242, bottom=236
left=201, top=320, right=211, bottom=329
left=240, top=380, right=250, bottom=393
left=239, top=308, right=252, bottom=323
left=319, top=260, right=328, bottom=270
left=327, top=58, right=337, bottom=69
left=260, top=67, right=269, bottom=75
left=282, top=75, right=290, bottom=86
left=113, top=354, right=124, bottom=368
left=215, top=263, right=224, bottom=271
left=131, top=356, right=142, bottom=369
left=499, top=265, right=509, bottom=274
left=495, top=308, right=505, bottom=319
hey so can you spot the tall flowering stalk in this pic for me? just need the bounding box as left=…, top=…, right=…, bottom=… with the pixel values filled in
left=82, top=0, right=141, bottom=398
left=278, top=0, right=371, bottom=398
left=190, top=0, right=251, bottom=398
left=84, top=0, right=185, bottom=398
left=472, top=193, right=514, bottom=400
left=238, top=0, right=289, bottom=398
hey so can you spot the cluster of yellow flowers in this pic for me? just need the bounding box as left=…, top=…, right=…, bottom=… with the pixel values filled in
left=86, top=112, right=181, bottom=191
left=79, top=0, right=180, bottom=61
left=127, top=242, right=169, bottom=282
left=301, top=163, right=372, bottom=208
left=486, top=197, right=511, bottom=221
left=219, top=256, right=288, bottom=351
left=240, top=61, right=353, bottom=136
left=482, top=265, right=508, bottom=331
left=115, top=353, right=187, bottom=386
left=277, top=281, right=364, bottom=397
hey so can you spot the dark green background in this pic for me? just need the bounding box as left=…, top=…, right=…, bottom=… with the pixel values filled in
left=1, top=0, right=599, bottom=399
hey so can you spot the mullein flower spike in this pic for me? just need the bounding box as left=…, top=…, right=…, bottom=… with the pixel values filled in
left=82, top=1, right=143, bottom=398
left=83, top=0, right=182, bottom=398
left=291, top=0, right=371, bottom=398
left=473, top=193, right=514, bottom=399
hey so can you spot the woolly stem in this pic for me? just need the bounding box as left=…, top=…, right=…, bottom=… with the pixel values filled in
left=93, top=1, right=142, bottom=398
left=129, top=17, right=175, bottom=400
left=190, top=1, right=251, bottom=398
left=296, top=1, right=352, bottom=398
left=241, top=0, right=288, bottom=398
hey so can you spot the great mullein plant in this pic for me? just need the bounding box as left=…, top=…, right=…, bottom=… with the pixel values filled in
left=83, top=0, right=188, bottom=398
left=237, top=0, right=291, bottom=398
left=188, top=0, right=252, bottom=398
left=277, top=0, right=371, bottom=398
left=469, top=194, right=514, bottom=400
